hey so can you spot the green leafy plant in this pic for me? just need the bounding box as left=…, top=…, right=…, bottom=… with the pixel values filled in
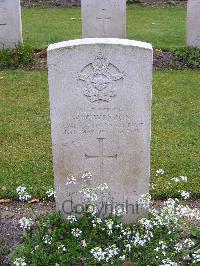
left=172, top=47, right=200, bottom=70
left=11, top=208, right=200, bottom=265
left=11, top=175, right=200, bottom=265
left=0, top=44, right=34, bottom=69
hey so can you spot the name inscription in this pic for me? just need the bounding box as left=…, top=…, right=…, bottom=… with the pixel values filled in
left=64, top=107, right=145, bottom=136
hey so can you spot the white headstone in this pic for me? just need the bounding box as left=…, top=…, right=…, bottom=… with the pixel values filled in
left=0, top=0, right=22, bottom=50
left=186, top=0, right=200, bottom=48
left=81, top=0, right=126, bottom=38
left=48, top=39, right=152, bottom=223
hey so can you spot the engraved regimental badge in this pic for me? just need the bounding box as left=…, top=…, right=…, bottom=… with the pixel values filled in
left=77, top=52, right=124, bottom=103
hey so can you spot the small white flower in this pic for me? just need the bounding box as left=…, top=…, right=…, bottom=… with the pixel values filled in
left=91, top=247, right=105, bottom=262
left=112, top=205, right=126, bottom=217
left=92, top=217, right=102, bottom=227
left=79, top=187, right=98, bottom=202
left=66, top=175, right=76, bottom=186
left=81, top=171, right=92, bottom=180
left=138, top=193, right=152, bottom=209
left=16, top=186, right=31, bottom=202
left=179, top=190, right=190, bottom=199
left=97, top=183, right=108, bottom=191
left=105, top=219, right=114, bottom=230
left=86, top=204, right=98, bottom=215
left=171, top=177, right=180, bottom=183
left=58, top=244, right=67, bottom=252
left=13, top=257, right=26, bottom=266
left=192, top=249, right=200, bottom=263
left=19, top=217, right=33, bottom=230
left=67, top=215, right=77, bottom=223
left=160, top=258, right=178, bottom=266
left=180, top=176, right=188, bottom=182
left=43, top=234, right=53, bottom=245
left=139, top=218, right=153, bottom=230
left=46, top=188, right=55, bottom=198
left=125, top=243, right=131, bottom=252
left=156, top=169, right=164, bottom=176
left=71, top=228, right=82, bottom=238
left=174, top=243, right=183, bottom=252
left=183, top=238, right=195, bottom=248
left=119, top=255, right=126, bottom=261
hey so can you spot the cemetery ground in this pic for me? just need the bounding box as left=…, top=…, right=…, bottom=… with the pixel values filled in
left=0, top=4, right=200, bottom=266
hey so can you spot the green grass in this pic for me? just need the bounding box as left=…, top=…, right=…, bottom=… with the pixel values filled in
left=0, top=70, right=199, bottom=199
left=22, top=7, right=186, bottom=49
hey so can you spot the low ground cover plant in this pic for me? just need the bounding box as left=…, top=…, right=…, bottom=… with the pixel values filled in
left=0, top=44, right=34, bottom=69
left=11, top=173, right=200, bottom=265
left=172, top=47, right=200, bottom=70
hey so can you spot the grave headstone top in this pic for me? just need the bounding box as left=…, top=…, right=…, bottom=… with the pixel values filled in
left=48, top=38, right=153, bottom=223
left=0, top=0, right=22, bottom=50
left=81, top=0, right=126, bottom=38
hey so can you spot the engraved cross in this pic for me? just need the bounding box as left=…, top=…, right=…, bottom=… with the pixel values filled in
left=85, top=138, right=117, bottom=183
left=96, top=9, right=111, bottom=35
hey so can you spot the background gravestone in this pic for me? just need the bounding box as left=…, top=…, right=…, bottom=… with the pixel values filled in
left=81, top=0, right=126, bottom=38
left=0, top=0, right=22, bottom=50
left=48, top=39, right=152, bottom=222
left=186, top=0, right=200, bottom=48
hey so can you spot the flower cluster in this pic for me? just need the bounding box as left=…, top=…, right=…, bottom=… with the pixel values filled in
left=112, top=205, right=127, bottom=217
left=16, top=186, right=31, bottom=202
left=192, top=249, right=200, bottom=263
left=171, top=176, right=188, bottom=183
left=58, top=244, right=67, bottom=252
left=13, top=173, right=199, bottom=266
left=92, top=217, right=102, bottom=227
left=137, top=193, right=152, bottom=209
left=160, top=258, right=177, bottom=266
left=46, top=188, right=55, bottom=199
left=156, top=169, right=165, bottom=176
left=97, top=183, right=108, bottom=191
left=79, top=187, right=98, bottom=202
left=179, top=190, right=190, bottom=199
left=91, top=244, right=120, bottom=263
left=67, top=215, right=77, bottom=223
left=13, top=257, right=26, bottom=266
left=42, top=234, right=53, bottom=245
left=66, top=175, right=76, bottom=186
left=71, top=228, right=82, bottom=238
left=81, top=171, right=92, bottom=180
left=19, top=217, right=33, bottom=230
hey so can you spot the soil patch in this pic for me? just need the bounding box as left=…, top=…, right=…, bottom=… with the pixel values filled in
left=30, top=48, right=197, bottom=71
left=0, top=202, right=55, bottom=265
left=21, top=0, right=187, bottom=9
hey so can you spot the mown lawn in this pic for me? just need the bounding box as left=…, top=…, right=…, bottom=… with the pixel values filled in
left=0, top=70, right=199, bottom=199
left=22, top=7, right=186, bottom=49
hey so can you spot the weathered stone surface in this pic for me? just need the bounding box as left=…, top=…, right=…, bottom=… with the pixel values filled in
left=48, top=38, right=152, bottom=222
left=0, top=0, right=22, bottom=50
left=187, top=0, right=200, bottom=48
left=81, top=0, right=126, bottom=38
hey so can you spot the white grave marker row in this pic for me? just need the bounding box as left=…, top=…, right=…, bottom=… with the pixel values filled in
left=0, top=0, right=22, bottom=50
left=187, top=0, right=200, bottom=48
left=81, top=0, right=126, bottom=38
